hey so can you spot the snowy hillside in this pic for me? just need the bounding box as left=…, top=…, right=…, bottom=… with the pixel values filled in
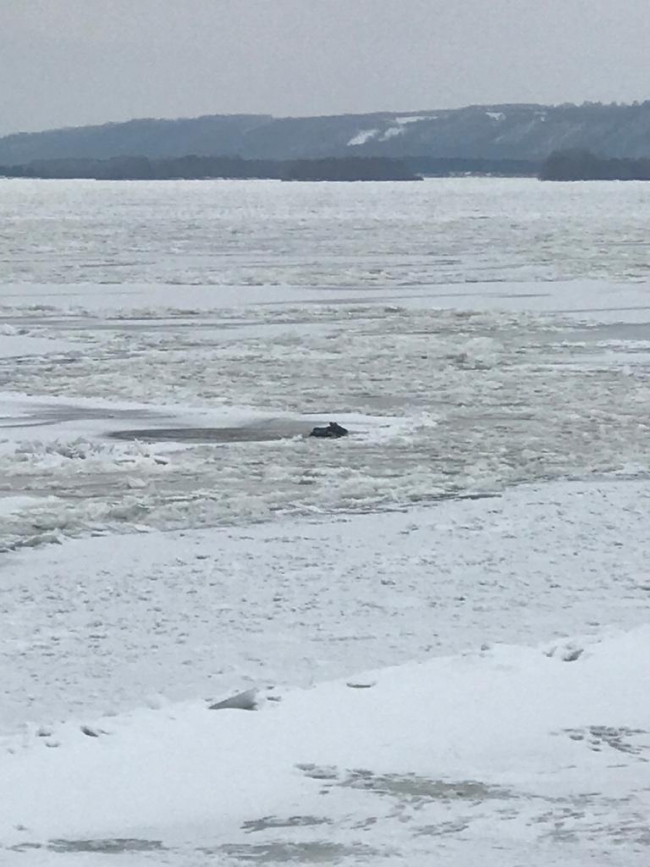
left=3, top=101, right=650, bottom=164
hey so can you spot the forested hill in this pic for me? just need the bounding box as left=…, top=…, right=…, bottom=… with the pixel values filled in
left=2, top=102, right=650, bottom=165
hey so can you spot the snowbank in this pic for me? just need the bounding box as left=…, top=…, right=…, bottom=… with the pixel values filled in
left=2, top=628, right=650, bottom=864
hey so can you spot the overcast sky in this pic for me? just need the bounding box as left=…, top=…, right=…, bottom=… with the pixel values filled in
left=2, top=0, right=649, bottom=136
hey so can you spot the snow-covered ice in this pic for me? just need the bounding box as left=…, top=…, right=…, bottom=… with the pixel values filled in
left=1, top=177, right=650, bottom=864
left=4, top=627, right=650, bottom=865
left=2, top=476, right=650, bottom=732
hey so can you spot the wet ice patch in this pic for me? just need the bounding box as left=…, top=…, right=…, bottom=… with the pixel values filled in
left=214, top=841, right=382, bottom=863
left=47, top=838, right=166, bottom=854
left=558, top=726, right=650, bottom=756
left=242, top=816, right=332, bottom=833
left=339, top=771, right=513, bottom=803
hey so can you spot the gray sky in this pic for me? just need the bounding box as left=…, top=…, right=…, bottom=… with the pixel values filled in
left=2, top=0, right=649, bottom=136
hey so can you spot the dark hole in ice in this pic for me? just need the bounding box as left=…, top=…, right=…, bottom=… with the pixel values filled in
left=108, top=425, right=308, bottom=444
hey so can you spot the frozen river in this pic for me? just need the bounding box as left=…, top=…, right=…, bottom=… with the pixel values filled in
left=1, top=178, right=650, bottom=551
left=2, top=178, right=650, bottom=865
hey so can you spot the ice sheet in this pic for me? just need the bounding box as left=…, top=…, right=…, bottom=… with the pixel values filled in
left=2, top=178, right=650, bottom=865
left=3, top=624, right=650, bottom=865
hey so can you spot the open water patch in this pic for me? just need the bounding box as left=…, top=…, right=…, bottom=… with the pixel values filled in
left=107, top=423, right=313, bottom=444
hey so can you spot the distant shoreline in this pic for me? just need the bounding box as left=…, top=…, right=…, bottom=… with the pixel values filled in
left=540, top=150, right=650, bottom=181
left=3, top=102, right=650, bottom=171
left=0, top=155, right=419, bottom=183
left=0, top=154, right=538, bottom=182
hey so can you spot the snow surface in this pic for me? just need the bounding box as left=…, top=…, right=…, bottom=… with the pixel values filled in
left=4, top=628, right=650, bottom=865
left=3, top=177, right=650, bottom=288
left=347, top=129, right=379, bottom=147
left=3, top=477, right=650, bottom=733
left=2, top=178, right=650, bottom=864
left=394, top=115, right=429, bottom=125
left=379, top=126, right=406, bottom=141
left=348, top=115, right=428, bottom=146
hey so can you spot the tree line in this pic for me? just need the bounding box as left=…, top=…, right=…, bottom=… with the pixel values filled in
left=0, top=155, right=421, bottom=182
left=0, top=154, right=541, bottom=181
left=540, top=150, right=650, bottom=181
